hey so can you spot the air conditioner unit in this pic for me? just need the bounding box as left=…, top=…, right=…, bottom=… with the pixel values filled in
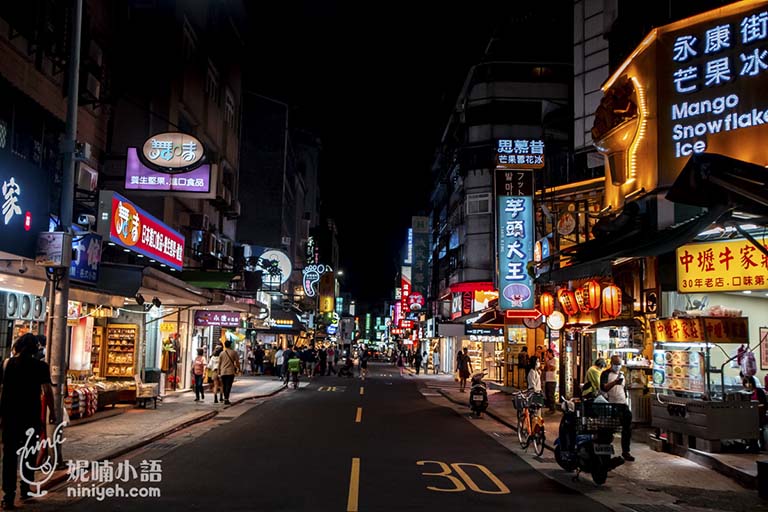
left=0, top=292, right=20, bottom=319
left=19, top=294, right=33, bottom=321
left=32, top=296, right=47, bottom=322
left=190, top=213, right=209, bottom=231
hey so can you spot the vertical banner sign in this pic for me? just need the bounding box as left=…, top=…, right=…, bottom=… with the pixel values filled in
left=495, top=170, right=535, bottom=311
left=400, top=266, right=412, bottom=328
left=411, top=216, right=430, bottom=297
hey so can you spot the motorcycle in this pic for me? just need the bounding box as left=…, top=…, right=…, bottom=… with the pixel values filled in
left=468, top=371, right=488, bottom=417
left=554, top=398, right=625, bottom=485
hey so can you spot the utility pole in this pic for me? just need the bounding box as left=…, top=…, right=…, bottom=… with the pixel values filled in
left=49, top=0, right=83, bottom=439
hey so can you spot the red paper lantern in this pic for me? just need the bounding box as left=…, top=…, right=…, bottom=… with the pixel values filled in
left=602, top=284, right=622, bottom=317
left=586, top=280, right=601, bottom=310
left=558, top=289, right=579, bottom=316
left=574, top=288, right=591, bottom=313
left=539, top=292, right=555, bottom=317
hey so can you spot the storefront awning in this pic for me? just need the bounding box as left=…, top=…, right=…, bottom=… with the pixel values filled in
left=94, top=264, right=213, bottom=307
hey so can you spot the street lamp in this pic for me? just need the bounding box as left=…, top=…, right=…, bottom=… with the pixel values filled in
left=337, top=270, right=344, bottom=276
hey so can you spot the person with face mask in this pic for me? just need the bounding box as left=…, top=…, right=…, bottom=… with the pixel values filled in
left=527, top=356, right=542, bottom=393
left=600, top=355, right=634, bottom=461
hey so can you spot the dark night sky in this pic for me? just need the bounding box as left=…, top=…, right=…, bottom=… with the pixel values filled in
left=245, top=2, right=568, bottom=306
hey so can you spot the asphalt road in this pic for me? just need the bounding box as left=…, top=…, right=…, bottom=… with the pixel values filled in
left=29, top=362, right=610, bottom=512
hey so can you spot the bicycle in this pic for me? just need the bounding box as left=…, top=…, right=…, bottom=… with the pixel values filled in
left=512, top=389, right=546, bottom=456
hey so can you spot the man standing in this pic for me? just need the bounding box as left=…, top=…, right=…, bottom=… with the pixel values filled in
left=582, top=358, right=606, bottom=399
left=414, top=350, right=423, bottom=375
left=1, top=334, right=56, bottom=509
left=253, top=344, right=265, bottom=375
left=601, top=355, right=635, bottom=462
left=218, top=340, right=241, bottom=405
left=544, top=348, right=558, bottom=413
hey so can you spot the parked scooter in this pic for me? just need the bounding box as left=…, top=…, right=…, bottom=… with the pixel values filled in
left=469, top=371, right=488, bottom=417
left=554, top=398, right=625, bottom=485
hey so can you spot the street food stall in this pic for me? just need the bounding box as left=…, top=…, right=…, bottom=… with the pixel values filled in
left=650, top=316, right=760, bottom=453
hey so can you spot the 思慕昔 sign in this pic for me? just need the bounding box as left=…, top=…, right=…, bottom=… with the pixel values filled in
left=141, top=132, right=205, bottom=173
left=126, top=148, right=211, bottom=193
left=677, top=239, right=768, bottom=292
left=495, top=170, right=535, bottom=311
left=495, top=139, right=545, bottom=169
left=97, top=191, right=185, bottom=270
left=194, top=311, right=241, bottom=327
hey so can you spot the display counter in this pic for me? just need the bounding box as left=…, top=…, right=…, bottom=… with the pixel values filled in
left=651, top=393, right=760, bottom=452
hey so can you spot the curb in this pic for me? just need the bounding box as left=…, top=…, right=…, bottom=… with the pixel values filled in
left=43, top=384, right=288, bottom=492
left=435, top=388, right=555, bottom=452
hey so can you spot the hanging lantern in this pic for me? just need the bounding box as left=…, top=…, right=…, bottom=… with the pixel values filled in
left=602, top=284, right=622, bottom=317
left=586, top=280, right=602, bottom=310
left=557, top=288, right=579, bottom=316
left=539, top=292, right=555, bottom=316
left=574, top=288, right=591, bottom=313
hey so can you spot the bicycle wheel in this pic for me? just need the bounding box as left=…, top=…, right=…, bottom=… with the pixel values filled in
left=518, top=417, right=530, bottom=449
left=532, top=429, right=545, bottom=456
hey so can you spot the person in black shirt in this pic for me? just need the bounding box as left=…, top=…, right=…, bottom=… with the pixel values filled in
left=1, top=334, right=56, bottom=509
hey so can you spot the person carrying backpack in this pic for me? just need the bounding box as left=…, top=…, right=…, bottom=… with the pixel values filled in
left=192, top=348, right=207, bottom=402
left=287, top=353, right=302, bottom=388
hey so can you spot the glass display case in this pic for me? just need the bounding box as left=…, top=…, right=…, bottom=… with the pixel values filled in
left=105, top=324, right=137, bottom=378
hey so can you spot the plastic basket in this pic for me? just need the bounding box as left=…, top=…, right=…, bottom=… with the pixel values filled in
left=577, top=401, right=624, bottom=433
left=512, top=392, right=526, bottom=410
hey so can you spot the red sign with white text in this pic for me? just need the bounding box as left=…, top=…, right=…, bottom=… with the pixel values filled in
left=108, top=192, right=184, bottom=270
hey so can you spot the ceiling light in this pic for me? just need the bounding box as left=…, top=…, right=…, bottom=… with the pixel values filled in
left=743, top=290, right=752, bottom=294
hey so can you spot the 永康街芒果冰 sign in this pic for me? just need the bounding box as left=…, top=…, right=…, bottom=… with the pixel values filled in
left=141, top=132, right=205, bottom=173
left=97, top=191, right=184, bottom=270
left=495, top=139, right=545, bottom=169
left=194, top=311, right=241, bottom=327
left=677, top=239, right=768, bottom=292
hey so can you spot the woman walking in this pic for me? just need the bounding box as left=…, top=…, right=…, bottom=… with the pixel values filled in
left=192, top=348, right=207, bottom=402
left=457, top=347, right=473, bottom=392
left=397, top=350, right=406, bottom=376
left=218, top=340, right=241, bottom=405
left=208, top=345, right=223, bottom=403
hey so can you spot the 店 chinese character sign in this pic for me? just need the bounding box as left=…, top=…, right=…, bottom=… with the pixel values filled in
left=652, top=317, right=748, bottom=344
left=100, top=191, right=185, bottom=270
left=677, top=239, right=768, bottom=292
left=0, top=151, right=50, bottom=259
left=141, top=132, right=205, bottom=173
left=658, top=3, right=768, bottom=182
left=495, top=139, right=545, bottom=169
left=495, top=170, right=534, bottom=311
left=126, top=148, right=211, bottom=193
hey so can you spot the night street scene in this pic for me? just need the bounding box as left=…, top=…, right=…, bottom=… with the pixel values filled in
left=5, top=1, right=768, bottom=511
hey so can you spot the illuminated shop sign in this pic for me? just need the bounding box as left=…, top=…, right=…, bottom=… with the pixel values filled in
left=677, top=238, right=768, bottom=292
left=141, top=132, right=205, bottom=173
left=464, top=325, right=504, bottom=337
left=651, top=316, right=748, bottom=344
left=97, top=191, right=185, bottom=270
left=126, top=148, right=211, bottom=193
left=495, top=139, right=545, bottom=169
left=399, top=266, right=411, bottom=327
left=0, top=151, right=50, bottom=258
left=195, top=310, right=241, bottom=327
left=495, top=170, right=535, bottom=311
left=302, top=264, right=331, bottom=297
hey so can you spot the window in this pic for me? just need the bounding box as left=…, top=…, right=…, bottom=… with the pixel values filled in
left=466, top=193, right=491, bottom=215
left=182, top=20, right=197, bottom=62
left=224, top=90, right=236, bottom=129
left=205, top=64, right=220, bottom=105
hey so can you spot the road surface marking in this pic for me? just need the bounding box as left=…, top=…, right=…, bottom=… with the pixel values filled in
left=360, top=387, right=364, bottom=396
left=416, top=461, right=510, bottom=494
left=355, top=407, right=363, bottom=423
left=318, top=386, right=346, bottom=392
left=347, top=457, right=360, bottom=512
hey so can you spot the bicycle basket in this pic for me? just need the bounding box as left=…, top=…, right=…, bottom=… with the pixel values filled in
left=512, top=393, right=526, bottom=410
left=528, top=393, right=545, bottom=408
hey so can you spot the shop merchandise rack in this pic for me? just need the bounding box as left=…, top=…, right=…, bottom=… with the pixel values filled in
left=105, top=324, right=137, bottom=378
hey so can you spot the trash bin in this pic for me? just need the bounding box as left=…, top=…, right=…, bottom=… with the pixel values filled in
left=757, top=460, right=768, bottom=499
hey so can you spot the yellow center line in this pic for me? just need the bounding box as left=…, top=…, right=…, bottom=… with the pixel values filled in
left=355, top=406, right=363, bottom=423
left=347, top=457, right=360, bottom=512
left=360, top=386, right=364, bottom=396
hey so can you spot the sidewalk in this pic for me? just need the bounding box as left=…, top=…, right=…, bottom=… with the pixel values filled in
left=1, top=376, right=285, bottom=492
left=407, top=370, right=765, bottom=491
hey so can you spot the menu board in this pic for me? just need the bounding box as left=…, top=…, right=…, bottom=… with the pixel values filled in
left=652, top=349, right=705, bottom=393
left=105, top=324, right=137, bottom=378
left=651, top=317, right=748, bottom=344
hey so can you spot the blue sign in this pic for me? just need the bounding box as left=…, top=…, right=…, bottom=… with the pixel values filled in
left=70, top=231, right=102, bottom=284
left=495, top=170, right=535, bottom=311
left=327, top=324, right=338, bottom=335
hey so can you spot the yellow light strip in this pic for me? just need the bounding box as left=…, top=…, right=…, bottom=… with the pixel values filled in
left=627, top=76, right=648, bottom=184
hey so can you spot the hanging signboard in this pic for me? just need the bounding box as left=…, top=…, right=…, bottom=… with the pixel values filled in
left=677, top=239, right=768, bottom=292
left=97, top=191, right=185, bottom=270
left=495, top=139, right=545, bottom=169
left=141, top=132, right=205, bottom=173
left=495, top=169, right=535, bottom=311
left=194, top=310, right=241, bottom=327
left=651, top=316, right=748, bottom=344
left=126, top=148, right=212, bottom=194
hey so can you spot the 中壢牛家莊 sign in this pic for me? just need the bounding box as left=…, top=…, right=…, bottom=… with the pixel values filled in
left=677, top=239, right=768, bottom=292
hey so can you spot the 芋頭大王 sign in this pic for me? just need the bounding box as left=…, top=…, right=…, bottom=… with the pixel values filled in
left=141, top=132, right=205, bottom=173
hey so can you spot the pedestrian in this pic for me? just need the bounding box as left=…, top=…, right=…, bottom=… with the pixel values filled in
left=218, top=340, right=241, bottom=405
left=208, top=345, right=223, bottom=403
left=527, top=356, right=542, bottom=393
left=282, top=346, right=294, bottom=385
left=397, top=351, right=406, bottom=376
left=1, top=334, right=56, bottom=509
left=318, top=346, right=328, bottom=376
left=544, top=348, right=558, bottom=413
left=275, top=346, right=284, bottom=380
left=517, top=347, right=529, bottom=386
left=581, top=358, right=606, bottom=399
left=327, top=345, right=337, bottom=375
left=192, top=348, right=207, bottom=402
left=414, top=350, right=423, bottom=375
left=600, top=355, right=634, bottom=462
left=303, top=347, right=316, bottom=378
left=422, top=351, right=429, bottom=373
left=359, top=346, right=369, bottom=379
left=457, top=347, right=473, bottom=392
left=254, top=344, right=265, bottom=375
left=432, top=348, right=440, bottom=374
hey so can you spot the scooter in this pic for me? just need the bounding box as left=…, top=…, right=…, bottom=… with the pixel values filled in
left=554, top=398, right=625, bottom=485
left=469, top=371, right=488, bottom=417
left=338, top=358, right=354, bottom=378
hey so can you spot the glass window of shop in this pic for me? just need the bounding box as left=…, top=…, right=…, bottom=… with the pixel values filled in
left=504, top=326, right=528, bottom=388
left=461, top=335, right=504, bottom=383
